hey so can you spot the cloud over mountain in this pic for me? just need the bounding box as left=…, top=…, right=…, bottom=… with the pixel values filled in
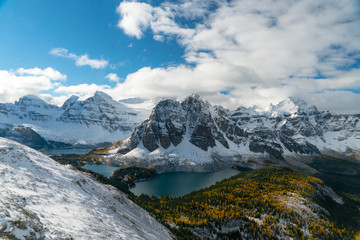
left=113, top=0, right=360, bottom=112
left=0, top=67, right=66, bottom=103
left=0, top=0, right=359, bottom=113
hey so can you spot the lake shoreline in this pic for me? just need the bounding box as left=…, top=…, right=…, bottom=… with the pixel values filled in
left=81, top=163, right=240, bottom=197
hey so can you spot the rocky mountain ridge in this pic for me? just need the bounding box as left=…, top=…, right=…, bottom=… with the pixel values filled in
left=0, top=91, right=152, bottom=150
left=100, top=94, right=360, bottom=172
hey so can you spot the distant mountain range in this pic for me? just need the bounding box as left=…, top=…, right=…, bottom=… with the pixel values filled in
left=96, top=94, right=360, bottom=172
left=0, top=91, right=153, bottom=150
left=1, top=92, right=359, bottom=172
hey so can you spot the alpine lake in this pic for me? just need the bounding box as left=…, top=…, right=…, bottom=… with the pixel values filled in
left=82, top=163, right=240, bottom=197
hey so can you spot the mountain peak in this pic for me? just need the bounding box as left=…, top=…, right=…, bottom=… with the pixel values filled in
left=287, top=97, right=309, bottom=107
left=184, top=93, right=202, bottom=102
left=61, top=95, right=79, bottom=109
left=16, top=95, right=49, bottom=107
left=181, top=93, right=209, bottom=110
left=269, top=97, right=318, bottom=116
left=18, top=94, right=45, bottom=102
left=150, top=98, right=183, bottom=122
left=191, top=93, right=201, bottom=99
left=86, top=91, right=127, bottom=109
left=155, top=98, right=180, bottom=109
left=93, top=91, right=115, bottom=102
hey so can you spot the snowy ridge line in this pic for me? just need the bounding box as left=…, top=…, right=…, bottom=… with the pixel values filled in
left=0, top=137, right=172, bottom=239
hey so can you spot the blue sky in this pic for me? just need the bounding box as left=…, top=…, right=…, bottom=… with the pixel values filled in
left=0, top=0, right=359, bottom=112
left=0, top=0, right=185, bottom=86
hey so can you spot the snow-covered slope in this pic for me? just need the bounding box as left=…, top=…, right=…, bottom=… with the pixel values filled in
left=99, top=94, right=360, bottom=172
left=0, top=92, right=152, bottom=149
left=265, top=97, right=318, bottom=117
left=0, top=137, right=171, bottom=239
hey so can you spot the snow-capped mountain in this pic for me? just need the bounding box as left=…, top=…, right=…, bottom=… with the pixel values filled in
left=265, top=97, right=319, bottom=117
left=100, top=94, right=360, bottom=172
left=0, top=137, right=171, bottom=239
left=0, top=91, right=152, bottom=149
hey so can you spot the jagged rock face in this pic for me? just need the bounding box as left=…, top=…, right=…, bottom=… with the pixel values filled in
left=249, top=130, right=285, bottom=160
left=182, top=95, right=229, bottom=151
left=130, top=99, right=186, bottom=152
left=215, top=106, right=248, bottom=145
left=123, top=95, right=231, bottom=153
left=149, top=99, right=186, bottom=148
left=228, top=98, right=326, bottom=157
left=279, top=134, right=320, bottom=155
left=327, top=113, right=360, bottom=132
left=112, top=95, right=360, bottom=164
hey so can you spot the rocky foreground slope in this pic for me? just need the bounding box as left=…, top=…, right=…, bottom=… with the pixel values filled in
left=98, top=94, right=360, bottom=172
left=0, top=92, right=152, bottom=149
left=0, top=138, right=171, bottom=239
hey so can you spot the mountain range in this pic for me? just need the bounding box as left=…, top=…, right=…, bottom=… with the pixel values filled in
left=95, top=94, right=360, bottom=172
left=0, top=91, right=152, bottom=150
left=1, top=92, right=359, bottom=172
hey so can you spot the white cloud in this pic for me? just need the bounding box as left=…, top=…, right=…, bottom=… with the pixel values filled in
left=110, top=62, right=258, bottom=98
left=114, top=0, right=360, bottom=112
left=17, top=67, right=67, bottom=81
left=49, top=47, right=70, bottom=57
left=50, top=47, right=108, bottom=69
left=307, top=90, right=360, bottom=114
left=116, top=1, right=153, bottom=39
left=153, top=35, right=164, bottom=42
left=105, top=73, right=120, bottom=83
left=116, top=1, right=195, bottom=40
left=0, top=67, right=66, bottom=103
left=75, top=55, right=108, bottom=69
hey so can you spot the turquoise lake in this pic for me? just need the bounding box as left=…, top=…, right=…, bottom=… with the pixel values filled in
left=130, top=168, right=240, bottom=197
left=81, top=164, right=240, bottom=197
